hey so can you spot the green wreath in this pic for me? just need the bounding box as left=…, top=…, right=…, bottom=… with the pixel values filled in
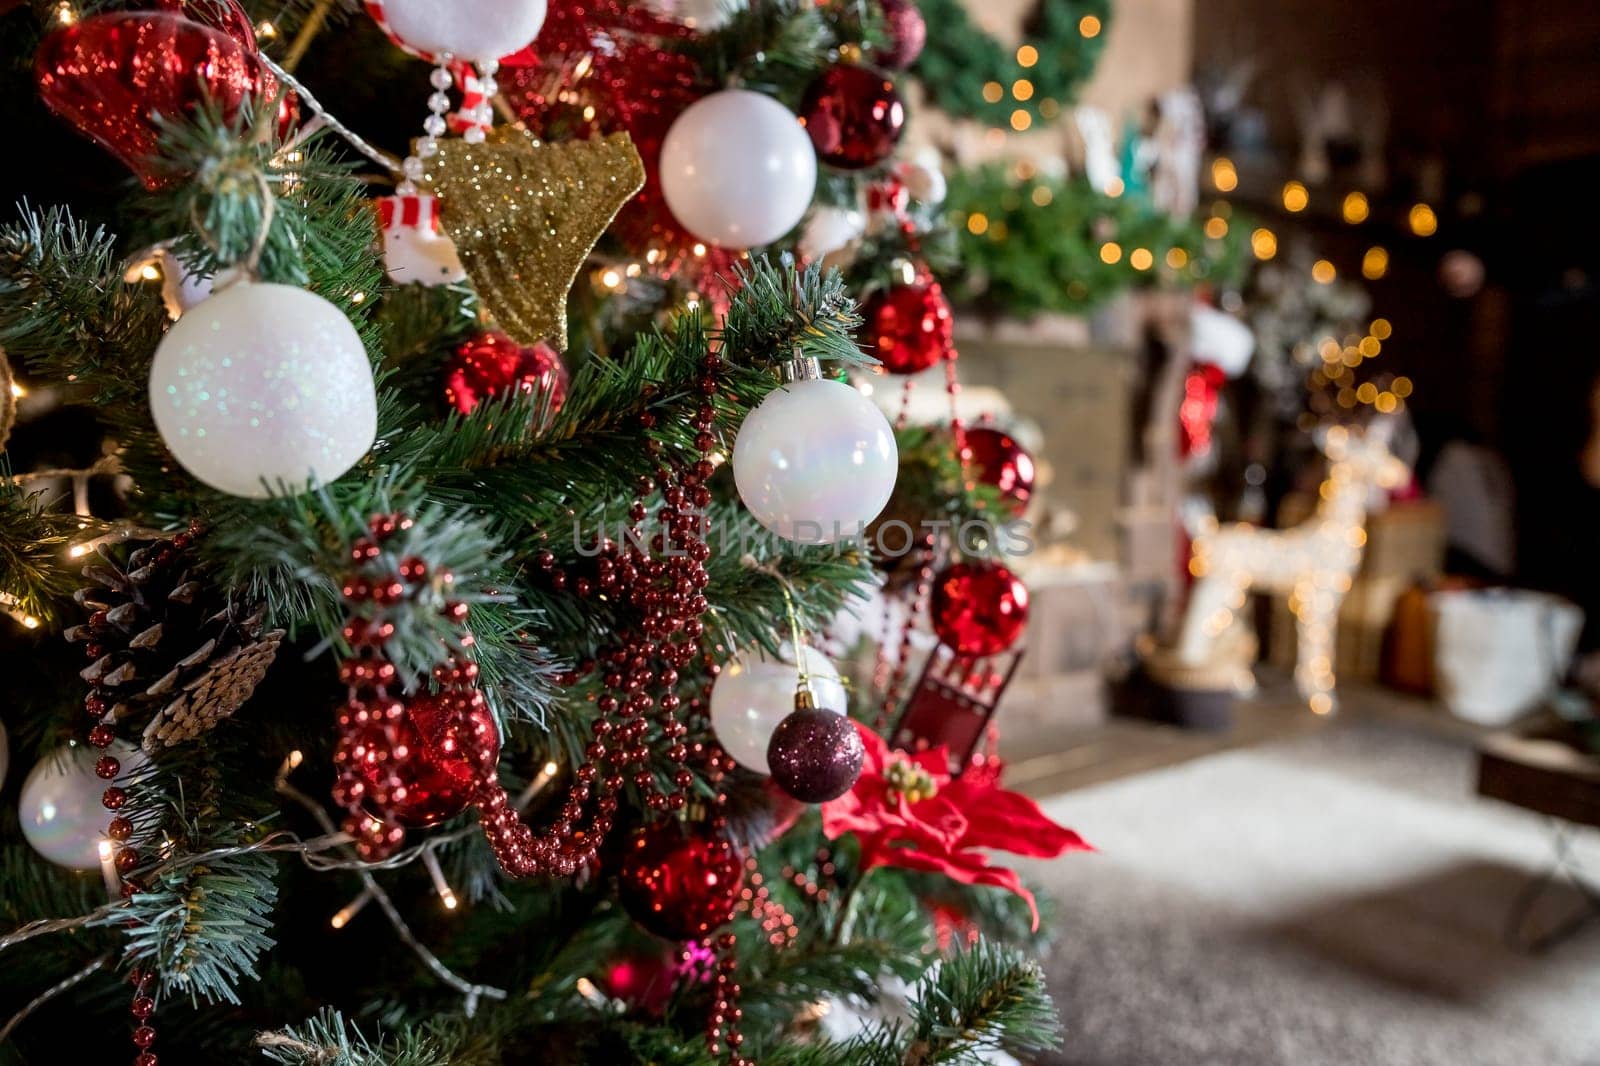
left=912, top=0, right=1111, bottom=127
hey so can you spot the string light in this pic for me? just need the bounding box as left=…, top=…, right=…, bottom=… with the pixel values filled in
left=330, top=889, right=375, bottom=930
left=1129, top=247, right=1154, bottom=271
left=1392, top=375, right=1413, bottom=397
left=1311, top=259, right=1336, bottom=284
left=255, top=20, right=278, bottom=40
left=55, top=2, right=76, bottom=26
left=1099, top=241, right=1122, bottom=264
left=1011, top=79, right=1034, bottom=101
left=966, top=213, right=989, bottom=236
left=982, top=81, right=1003, bottom=103
left=1010, top=110, right=1032, bottom=132
left=1211, top=158, right=1238, bottom=192
left=1341, top=192, right=1369, bottom=224
left=1166, top=247, right=1189, bottom=269
left=1250, top=228, right=1277, bottom=260
left=10, top=382, right=24, bottom=399
left=1204, top=217, right=1229, bottom=239
left=423, top=851, right=459, bottom=912
left=1105, top=177, right=1125, bottom=197
left=1078, top=15, right=1102, bottom=37
left=1016, top=45, right=1039, bottom=67
left=1370, top=318, right=1393, bottom=339
left=1361, top=246, right=1389, bottom=280
left=1282, top=181, right=1309, bottom=212
left=1031, top=185, right=1053, bottom=206
left=1408, top=203, right=1437, bottom=237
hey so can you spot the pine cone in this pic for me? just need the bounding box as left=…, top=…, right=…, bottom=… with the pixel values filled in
left=64, top=534, right=282, bottom=752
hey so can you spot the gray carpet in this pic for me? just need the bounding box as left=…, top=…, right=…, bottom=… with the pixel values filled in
left=1020, top=717, right=1600, bottom=1066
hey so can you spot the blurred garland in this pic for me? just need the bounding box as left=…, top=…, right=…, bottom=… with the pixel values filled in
left=940, top=163, right=1252, bottom=316
left=912, top=0, right=1111, bottom=128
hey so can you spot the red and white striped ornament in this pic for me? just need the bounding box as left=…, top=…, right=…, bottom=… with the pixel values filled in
left=374, top=194, right=466, bottom=286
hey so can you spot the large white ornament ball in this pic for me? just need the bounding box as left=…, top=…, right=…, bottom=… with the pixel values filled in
left=733, top=377, right=898, bottom=544
left=370, top=0, right=548, bottom=63
left=149, top=281, right=377, bottom=498
left=711, top=646, right=848, bottom=775
left=659, top=90, right=817, bottom=249
left=20, top=742, right=146, bottom=870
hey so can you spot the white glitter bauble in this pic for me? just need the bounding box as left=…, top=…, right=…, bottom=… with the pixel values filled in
left=370, top=0, right=548, bottom=63
left=659, top=90, right=817, bottom=249
left=148, top=281, right=377, bottom=498
left=733, top=377, right=897, bottom=544
left=711, top=645, right=848, bottom=775
left=20, top=742, right=146, bottom=870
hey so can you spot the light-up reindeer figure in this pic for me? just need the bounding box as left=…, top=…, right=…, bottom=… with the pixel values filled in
left=1175, top=421, right=1409, bottom=713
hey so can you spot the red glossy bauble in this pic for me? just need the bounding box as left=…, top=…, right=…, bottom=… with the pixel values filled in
left=861, top=279, right=954, bottom=374
left=443, top=331, right=569, bottom=417
left=618, top=820, right=743, bottom=941
left=930, top=561, right=1030, bottom=657
left=799, top=64, right=905, bottom=171
left=963, top=427, right=1035, bottom=515
left=34, top=9, right=295, bottom=191
left=597, top=943, right=679, bottom=1015
left=156, top=0, right=259, bottom=47
left=364, top=695, right=500, bottom=828
left=875, top=0, right=927, bottom=70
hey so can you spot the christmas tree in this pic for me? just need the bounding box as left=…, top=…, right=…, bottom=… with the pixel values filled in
left=0, top=1, right=1091, bottom=1061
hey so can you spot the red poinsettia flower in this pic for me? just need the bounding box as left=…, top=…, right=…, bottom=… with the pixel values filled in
left=822, top=721, right=1090, bottom=929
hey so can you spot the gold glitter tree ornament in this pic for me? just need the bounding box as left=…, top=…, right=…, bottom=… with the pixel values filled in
left=423, top=130, right=646, bottom=350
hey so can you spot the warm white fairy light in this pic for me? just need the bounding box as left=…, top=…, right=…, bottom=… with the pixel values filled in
left=330, top=889, right=375, bottom=930
left=422, top=850, right=459, bottom=912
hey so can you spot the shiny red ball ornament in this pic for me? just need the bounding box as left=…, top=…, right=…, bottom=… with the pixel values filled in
left=963, top=427, right=1035, bottom=515
left=861, top=279, right=954, bottom=374
left=443, top=331, right=569, bottom=417
left=34, top=7, right=295, bottom=191
left=364, top=695, right=500, bottom=828
left=799, top=64, right=906, bottom=171
left=597, top=943, right=679, bottom=1015
left=618, top=820, right=743, bottom=941
left=930, top=561, right=1030, bottom=657
left=875, top=0, right=927, bottom=70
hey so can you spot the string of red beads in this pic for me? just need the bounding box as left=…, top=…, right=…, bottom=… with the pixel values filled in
left=79, top=524, right=200, bottom=1066
left=474, top=353, right=724, bottom=878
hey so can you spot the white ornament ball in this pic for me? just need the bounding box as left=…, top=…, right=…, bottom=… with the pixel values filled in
left=20, top=742, right=146, bottom=870
left=149, top=281, right=378, bottom=498
left=733, top=377, right=898, bottom=544
left=798, top=204, right=867, bottom=263
left=659, top=90, right=817, bottom=249
left=370, top=0, right=548, bottom=63
left=711, top=646, right=848, bottom=775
